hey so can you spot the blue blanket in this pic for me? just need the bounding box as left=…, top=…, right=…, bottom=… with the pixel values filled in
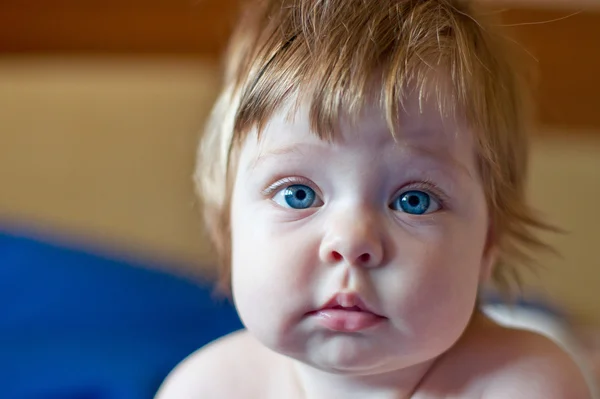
left=0, top=229, right=243, bottom=399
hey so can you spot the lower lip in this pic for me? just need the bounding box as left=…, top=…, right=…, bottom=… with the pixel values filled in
left=311, top=309, right=386, bottom=332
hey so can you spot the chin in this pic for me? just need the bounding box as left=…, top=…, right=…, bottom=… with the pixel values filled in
left=308, top=351, right=427, bottom=377
left=309, top=357, right=390, bottom=375
left=299, top=335, right=401, bottom=372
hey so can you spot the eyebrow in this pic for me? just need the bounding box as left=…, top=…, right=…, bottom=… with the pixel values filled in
left=250, top=141, right=474, bottom=181
left=250, top=144, right=309, bottom=171
left=402, top=144, right=474, bottom=181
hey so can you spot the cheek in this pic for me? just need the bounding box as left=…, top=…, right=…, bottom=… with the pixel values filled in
left=230, top=212, right=317, bottom=292
left=229, top=204, right=319, bottom=339
left=383, top=224, right=486, bottom=350
left=230, top=211, right=279, bottom=306
left=409, top=243, right=480, bottom=314
left=389, top=237, right=481, bottom=310
left=230, top=222, right=287, bottom=343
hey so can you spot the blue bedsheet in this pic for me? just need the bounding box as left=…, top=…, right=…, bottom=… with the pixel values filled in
left=0, top=229, right=243, bottom=399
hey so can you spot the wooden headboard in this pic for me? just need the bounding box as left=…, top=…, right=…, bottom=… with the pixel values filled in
left=1, top=0, right=599, bottom=131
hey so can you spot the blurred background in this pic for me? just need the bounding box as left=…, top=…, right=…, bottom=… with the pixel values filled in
left=0, top=0, right=598, bottom=398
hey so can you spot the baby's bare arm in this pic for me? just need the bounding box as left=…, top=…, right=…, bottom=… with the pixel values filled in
left=155, top=330, right=270, bottom=399
left=483, top=332, right=592, bottom=399
left=154, top=345, right=223, bottom=399
left=155, top=331, right=243, bottom=399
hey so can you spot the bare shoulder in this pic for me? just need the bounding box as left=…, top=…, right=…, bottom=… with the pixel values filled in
left=154, top=330, right=273, bottom=399
left=481, top=326, right=592, bottom=398
left=424, top=315, right=592, bottom=398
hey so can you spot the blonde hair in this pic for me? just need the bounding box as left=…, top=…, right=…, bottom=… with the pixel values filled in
left=195, top=0, right=553, bottom=293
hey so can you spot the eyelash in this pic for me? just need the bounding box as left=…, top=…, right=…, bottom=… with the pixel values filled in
left=261, top=177, right=449, bottom=209
left=261, top=176, right=318, bottom=197
left=395, top=180, right=449, bottom=210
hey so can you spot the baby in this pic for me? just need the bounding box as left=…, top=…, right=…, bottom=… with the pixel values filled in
left=157, top=0, right=591, bottom=397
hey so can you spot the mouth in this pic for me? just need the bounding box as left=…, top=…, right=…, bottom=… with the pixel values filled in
left=329, top=305, right=364, bottom=312
left=308, top=293, right=387, bottom=332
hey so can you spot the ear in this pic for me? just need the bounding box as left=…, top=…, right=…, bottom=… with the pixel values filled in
left=479, top=220, right=497, bottom=284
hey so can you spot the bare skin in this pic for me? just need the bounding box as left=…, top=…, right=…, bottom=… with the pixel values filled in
left=155, top=312, right=591, bottom=399
left=157, top=95, right=591, bottom=399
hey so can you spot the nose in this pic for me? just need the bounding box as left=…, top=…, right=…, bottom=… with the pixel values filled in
left=319, top=209, right=384, bottom=268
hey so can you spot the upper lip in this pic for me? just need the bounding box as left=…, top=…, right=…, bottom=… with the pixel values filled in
left=311, top=292, right=385, bottom=317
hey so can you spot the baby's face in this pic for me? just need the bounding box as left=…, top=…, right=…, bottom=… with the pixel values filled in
left=229, top=93, right=493, bottom=374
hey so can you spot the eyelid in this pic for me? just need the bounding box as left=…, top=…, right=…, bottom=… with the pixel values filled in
left=393, top=180, right=449, bottom=209
left=261, top=176, right=320, bottom=198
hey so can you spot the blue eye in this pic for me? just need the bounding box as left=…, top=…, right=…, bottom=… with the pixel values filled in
left=273, top=184, right=318, bottom=209
left=391, top=190, right=440, bottom=215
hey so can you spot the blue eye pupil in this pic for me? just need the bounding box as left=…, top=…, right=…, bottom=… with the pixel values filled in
left=397, top=191, right=430, bottom=215
left=278, top=186, right=434, bottom=213
left=284, top=185, right=315, bottom=209
left=407, top=195, right=420, bottom=207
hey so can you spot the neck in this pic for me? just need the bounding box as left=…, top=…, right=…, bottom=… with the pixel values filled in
left=287, top=311, right=489, bottom=399
left=290, top=357, right=437, bottom=399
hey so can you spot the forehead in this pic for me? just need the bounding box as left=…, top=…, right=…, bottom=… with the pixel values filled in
left=245, top=91, right=474, bottom=163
